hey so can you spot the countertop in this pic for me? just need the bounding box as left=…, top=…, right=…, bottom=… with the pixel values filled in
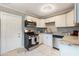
left=61, top=35, right=79, bottom=45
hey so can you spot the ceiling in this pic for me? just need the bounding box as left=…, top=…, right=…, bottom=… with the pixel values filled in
left=0, top=3, right=74, bottom=19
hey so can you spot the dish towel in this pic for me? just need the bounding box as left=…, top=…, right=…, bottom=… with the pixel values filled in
left=31, top=36, right=36, bottom=44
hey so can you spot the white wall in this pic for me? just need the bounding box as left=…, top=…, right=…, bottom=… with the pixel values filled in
left=0, top=12, right=1, bottom=55
left=21, top=16, right=25, bottom=48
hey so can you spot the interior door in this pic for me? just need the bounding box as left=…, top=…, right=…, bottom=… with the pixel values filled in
left=1, top=12, right=22, bottom=53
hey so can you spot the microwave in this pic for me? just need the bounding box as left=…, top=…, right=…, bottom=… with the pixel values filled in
left=25, top=20, right=36, bottom=27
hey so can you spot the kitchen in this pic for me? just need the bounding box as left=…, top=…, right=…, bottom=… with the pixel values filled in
left=0, top=3, right=79, bottom=56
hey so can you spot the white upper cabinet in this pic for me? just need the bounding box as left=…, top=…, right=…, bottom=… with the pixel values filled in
left=41, top=19, right=46, bottom=27
left=66, top=9, right=75, bottom=26
left=55, top=14, right=66, bottom=27
left=36, top=19, right=46, bottom=28
left=45, top=17, right=55, bottom=23
left=53, top=9, right=75, bottom=27
left=25, top=16, right=37, bottom=22
left=36, top=20, right=41, bottom=27
left=65, top=3, right=79, bottom=25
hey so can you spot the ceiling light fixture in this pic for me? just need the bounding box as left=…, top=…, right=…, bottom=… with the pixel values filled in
left=40, top=4, right=55, bottom=13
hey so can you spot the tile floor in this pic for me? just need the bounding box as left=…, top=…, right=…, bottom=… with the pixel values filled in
left=2, top=44, right=59, bottom=56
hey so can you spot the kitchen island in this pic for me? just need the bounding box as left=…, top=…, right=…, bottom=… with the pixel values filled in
left=59, top=35, right=79, bottom=56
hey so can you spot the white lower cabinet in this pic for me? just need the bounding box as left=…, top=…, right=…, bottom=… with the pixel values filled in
left=43, top=34, right=53, bottom=48
left=38, top=33, right=44, bottom=44
left=39, top=33, right=53, bottom=48
left=59, top=44, right=79, bottom=56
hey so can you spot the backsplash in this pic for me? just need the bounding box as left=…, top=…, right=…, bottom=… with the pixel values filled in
left=57, top=26, right=79, bottom=34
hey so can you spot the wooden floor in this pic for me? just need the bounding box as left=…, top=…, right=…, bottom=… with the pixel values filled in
left=1, top=44, right=59, bottom=56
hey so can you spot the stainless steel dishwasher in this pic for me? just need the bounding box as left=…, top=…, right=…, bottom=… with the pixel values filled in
left=53, top=35, right=64, bottom=50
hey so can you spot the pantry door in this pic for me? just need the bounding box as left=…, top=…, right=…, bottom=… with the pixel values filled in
left=1, top=12, right=22, bottom=54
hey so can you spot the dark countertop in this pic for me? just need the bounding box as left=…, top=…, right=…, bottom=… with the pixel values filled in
left=53, top=35, right=64, bottom=38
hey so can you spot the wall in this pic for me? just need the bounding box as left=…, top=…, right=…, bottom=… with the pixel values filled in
left=0, top=12, right=1, bottom=55
left=22, top=16, right=25, bottom=48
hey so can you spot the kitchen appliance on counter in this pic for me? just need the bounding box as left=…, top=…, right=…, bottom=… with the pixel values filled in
left=70, top=30, right=79, bottom=36
left=53, top=35, right=64, bottom=50
left=25, top=20, right=36, bottom=27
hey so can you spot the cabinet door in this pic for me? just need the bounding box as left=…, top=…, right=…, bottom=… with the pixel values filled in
left=36, top=19, right=46, bottom=27
left=26, top=16, right=37, bottom=22
left=41, top=20, right=46, bottom=27
left=36, top=20, right=41, bottom=27
left=43, top=34, right=53, bottom=48
left=38, top=34, right=44, bottom=44
left=55, top=14, right=66, bottom=27
left=45, top=17, right=55, bottom=23
left=66, top=10, right=75, bottom=26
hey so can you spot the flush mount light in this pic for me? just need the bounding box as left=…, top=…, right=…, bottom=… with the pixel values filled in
left=40, top=4, right=55, bottom=13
